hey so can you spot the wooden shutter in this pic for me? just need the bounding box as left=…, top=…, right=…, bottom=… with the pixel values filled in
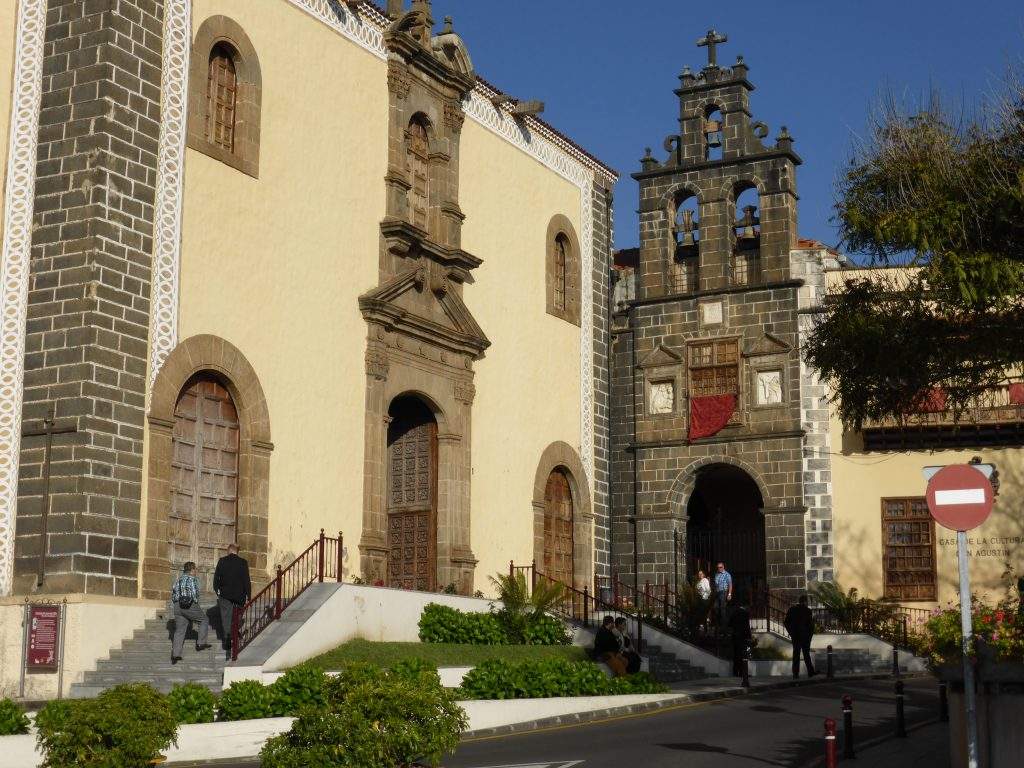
left=881, top=498, right=937, bottom=601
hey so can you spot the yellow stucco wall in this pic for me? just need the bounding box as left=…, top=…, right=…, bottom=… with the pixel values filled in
left=829, top=414, right=1024, bottom=607
left=0, top=0, right=19, bottom=237
left=175, top=0, right=387, bottom=571
left=459, top=119, right=585, bottom=588
left=169, top=0, right=590, bottom=590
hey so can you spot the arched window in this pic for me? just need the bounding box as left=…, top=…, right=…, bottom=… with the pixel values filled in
left=187, top=16, right=263, bottom=177
left=406, top=116, right=431, bottom=232
left=671, top=192, right=700, bottom=294
left=206, top=43, right=237, bottom=152
left=732, top=185, right=761, bottom=286
left=553, top=234, right=569, bottom=311
left=704, top=107, right=723, bottom=161
left=545, top=215, right=581, bottom=326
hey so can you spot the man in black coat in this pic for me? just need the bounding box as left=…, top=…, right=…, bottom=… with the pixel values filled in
left=784, top=595, right=816, bottom=678
left=213, top=543, right=251, bottom=659
left=594, top=615, right=627, bottom=677
left=728, top=597, right=753, bottom=677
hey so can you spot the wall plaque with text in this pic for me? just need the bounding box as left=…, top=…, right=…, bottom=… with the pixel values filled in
left=26, top=605, right=60, bottom=672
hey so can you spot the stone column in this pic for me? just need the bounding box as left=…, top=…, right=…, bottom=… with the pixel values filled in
left=359, top=341, right=389, bottom=584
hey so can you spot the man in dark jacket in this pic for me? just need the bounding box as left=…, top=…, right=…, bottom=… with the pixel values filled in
left=784, top=595, right=816, bottom=678
left=728, top=597, right=753, bottom=677
left=213, top=544, right=251, bottom=659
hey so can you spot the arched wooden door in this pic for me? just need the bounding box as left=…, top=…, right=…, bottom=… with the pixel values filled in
left=169, top=376, right=240, bottom=591
left=543, top=469, right=574, bottom=586
left=387, top=397, right=437, bottom=591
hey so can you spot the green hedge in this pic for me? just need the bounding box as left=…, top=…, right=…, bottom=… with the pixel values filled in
left=0, top=698, right=29, bottom=735
left=261, top=662, right=466, bottom=768
left=458, top=658, right=667, bottom=700
left=418, top=603, right=571, bottom=646
left=35, top=684, right=177, bottom=768
left=168, top=683, right=216, bottom=724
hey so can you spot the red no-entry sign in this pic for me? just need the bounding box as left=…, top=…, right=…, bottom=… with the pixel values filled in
left=925, top=464, right=994, bottom=531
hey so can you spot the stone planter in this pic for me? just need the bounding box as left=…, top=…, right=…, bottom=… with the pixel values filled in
left=937, top=661, right=1024, bottom=768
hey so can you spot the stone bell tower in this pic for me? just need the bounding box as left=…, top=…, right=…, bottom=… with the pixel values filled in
left=610, top=31, right=809, bottom=601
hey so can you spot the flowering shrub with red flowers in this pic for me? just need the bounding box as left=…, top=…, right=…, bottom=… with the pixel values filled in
left=921, top=596, right=1024, bottom=667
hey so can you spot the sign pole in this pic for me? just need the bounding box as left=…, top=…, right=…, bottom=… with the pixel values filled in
left=957, top=530, right=979, bottom=768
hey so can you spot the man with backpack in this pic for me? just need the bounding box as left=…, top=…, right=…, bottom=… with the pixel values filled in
left=171, top=561, right=211, bottom=664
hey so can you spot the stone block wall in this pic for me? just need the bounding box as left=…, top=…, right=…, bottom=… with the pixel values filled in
left=14, top=0, right=164, bottom=596
left=591, top=181, right=614, bottom=579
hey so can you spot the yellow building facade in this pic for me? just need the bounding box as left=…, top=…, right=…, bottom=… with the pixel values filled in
left=0, top=0, right=615, bottom=696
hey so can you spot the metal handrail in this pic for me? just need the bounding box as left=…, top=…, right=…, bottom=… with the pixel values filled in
left=231, top=529, right=343, bottom=661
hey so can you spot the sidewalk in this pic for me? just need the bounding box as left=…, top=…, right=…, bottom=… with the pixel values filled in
left=838, top=721, right=949, bottom=767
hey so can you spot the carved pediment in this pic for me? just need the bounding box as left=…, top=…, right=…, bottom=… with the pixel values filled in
left=359, top=263, right=490, bottom=359
left=639, top=344, right=683, bottom=370
left=742, top=332, right=792, bottom=358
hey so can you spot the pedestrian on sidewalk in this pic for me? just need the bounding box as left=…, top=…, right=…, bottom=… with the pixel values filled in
left=714, top=561, right=733, bottom=627
left=594, top=615, right=628, bottom=677
left=728, top=594, right=753, bottom=677
left=171, top=561, right=211, bottom=664
left=213, top=543, right=251, bottom=660
left=784, top=594, right=817, bottom=679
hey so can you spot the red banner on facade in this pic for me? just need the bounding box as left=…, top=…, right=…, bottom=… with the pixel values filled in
left=27, top=605, right=60, bottom=672
left=689, top=394, right=736, bottom=440
left=1009, top=382, right=1024, bottom=406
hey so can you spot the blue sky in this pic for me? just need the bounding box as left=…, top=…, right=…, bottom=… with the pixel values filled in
left=440, top=0, right=1024, bottom=252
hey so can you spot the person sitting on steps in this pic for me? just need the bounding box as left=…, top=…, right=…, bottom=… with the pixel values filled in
left=614, top=616, right=642, bottom=674
left=170, top=561, right=211, bottom=665
left=594, top=615, right=628, bottom=677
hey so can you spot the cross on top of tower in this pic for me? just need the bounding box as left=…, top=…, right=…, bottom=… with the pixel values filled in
left=697, top=29, right=728, bottom=69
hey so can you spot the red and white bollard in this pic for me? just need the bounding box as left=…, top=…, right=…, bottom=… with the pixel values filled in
left=824, top=717, right=838, bottom=768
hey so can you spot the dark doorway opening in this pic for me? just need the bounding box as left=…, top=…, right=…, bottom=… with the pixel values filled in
left=685, top=463, right=767, bottom=603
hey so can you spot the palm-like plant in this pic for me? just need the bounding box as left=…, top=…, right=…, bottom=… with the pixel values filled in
left=488, top=571, right=566, bottom=643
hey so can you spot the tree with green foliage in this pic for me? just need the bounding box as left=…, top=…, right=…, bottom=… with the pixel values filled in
left=804, top=73, right=1024, bottom=427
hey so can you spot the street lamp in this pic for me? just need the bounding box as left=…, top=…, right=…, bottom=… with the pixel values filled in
left=628, top=515, right=639, bottom=597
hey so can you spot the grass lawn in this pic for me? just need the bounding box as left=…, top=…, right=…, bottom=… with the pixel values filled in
left=306, top=638, right=588, bottom=670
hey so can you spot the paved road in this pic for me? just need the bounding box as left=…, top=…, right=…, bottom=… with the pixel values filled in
left=209, top=677, right=939, bottom=768
left=447, top=678, right=938, bottom=768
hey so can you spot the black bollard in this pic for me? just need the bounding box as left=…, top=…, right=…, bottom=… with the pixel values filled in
left=939, top=680, right=949, bottom=722
left=892, top=647, right=900, bottom=678
left=742, top=646, right=751, bottom=688
left=842, top=694, right=855, bottom=758
left=895, top=680, right=907, bottom=737
left=826, top=645, right=834, bottom=680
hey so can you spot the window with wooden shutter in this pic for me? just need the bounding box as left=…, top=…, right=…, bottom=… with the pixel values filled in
left=406, top=118, right=430, bottom=232
left=689, top=340, right=740, bottom=397
left=881, top=498, right=937, bottom=601
left=553, top=235, right=568, bottom=311
left=207, top=44, right=237, bottom=152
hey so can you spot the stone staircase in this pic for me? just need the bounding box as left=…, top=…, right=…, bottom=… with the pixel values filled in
left=70, top=603, right=228, bottom=698
left=644, top=642, right=712, bottom=683
left=811, top=646, right=909, bottom=676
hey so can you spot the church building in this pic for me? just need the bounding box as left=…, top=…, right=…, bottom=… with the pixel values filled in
left=609, top=31, right=1024, bottom=612
left=0, top=0, right=615, bottom=696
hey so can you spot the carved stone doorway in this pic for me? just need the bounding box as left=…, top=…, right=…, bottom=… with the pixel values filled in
left=169, top=376, right=240, bottom=592
left=386, top=396, right=438, bottom=591
left=543, top=469, right=574, bottom=586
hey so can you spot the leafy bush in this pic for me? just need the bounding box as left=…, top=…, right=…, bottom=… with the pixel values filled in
left=322, top=662, right=386, bottom=705
left=921, top=597, right=1024, bottom=667
left=36, top=684, right=177, bottom=768
left=269, top=663, right=327, bottom=717
left=489, top=572, right=566, bottom=643
left=216, top=679, right=275, bottom=722
left=523, top=613, right=572, bottom=645
left=458, top=658, right=667, bottom=700
left=0, top=698, right=29, bottom=735
left=418, top=603, right=507, bottom=645
left=261, top=674, right=467, bottom=768
left=390, top=657, right=441, bottom=687
left=168, top=683, right=216, bottom=724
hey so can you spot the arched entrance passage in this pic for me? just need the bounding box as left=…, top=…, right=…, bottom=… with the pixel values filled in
left=386, top=396, right=438, bottom=591
left=686, top=463, right=767, bottom=602
left=170, top=376, right=240, bottom=592
left=543, top=469, right=574, bottom=586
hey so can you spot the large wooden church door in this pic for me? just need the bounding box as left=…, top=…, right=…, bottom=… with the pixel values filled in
left=543, top=470, right=574, bottom=586
left=169, top=377, right=240, bottom=591
left=387, top=397, right=437, bottom=591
